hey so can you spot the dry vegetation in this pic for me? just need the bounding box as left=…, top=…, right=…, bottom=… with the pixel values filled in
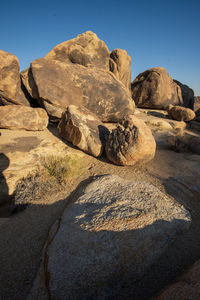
left=12, top=155, right=86, bottom=212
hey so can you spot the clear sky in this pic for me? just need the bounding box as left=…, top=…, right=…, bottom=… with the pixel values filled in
left=1, top=0, right=200, bottom=95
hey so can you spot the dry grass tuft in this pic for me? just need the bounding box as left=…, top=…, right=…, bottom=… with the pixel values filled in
left=12, top=155, right=86, bottom=212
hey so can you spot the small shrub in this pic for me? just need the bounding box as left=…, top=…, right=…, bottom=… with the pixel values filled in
left=12, top=155, right=85, bottom=212
left=40, top=155, right=85, bottom=184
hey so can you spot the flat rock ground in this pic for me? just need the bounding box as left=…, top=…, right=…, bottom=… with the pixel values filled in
left=0, top=109, right=200, bottom=299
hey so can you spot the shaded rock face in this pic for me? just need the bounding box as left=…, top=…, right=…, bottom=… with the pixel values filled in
left=174, top=80, right=194, bottom=109
left=109, top=48, right=131, bottom=93
left=195, top=108, right=200, bottom=122
left=168, top=105, right=195, bottom=121
left=0, top=105, right=48, bottom=130
left=153, top=259, right=200, bottom=300
left=45, top=31, right=110, bottom=70
left=0, top=50, right=30, bottom=106
left=29, top=175, right=191, bottom=299
left=105, top=115, right=156, bottom=166
left=24, top=58, right=135, bottom=122
left=58, top=105, right=109, bottom=157
left=131, top=67, right=183, bottom=109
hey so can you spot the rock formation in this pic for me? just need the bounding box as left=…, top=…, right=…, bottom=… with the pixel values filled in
left=0, top=50, right=31, bottom=106
left=131, top=67, right=183, bottom=109
left=168, top=105, right=195, bottom=121
left=58, top=105, right=109, bottom=157
left=45, top=31, right=110, bottom=70
left=0, top=106, right=48, bottom=130
left=109, top=48, right=131, bottom=93
left=23, top=58, right=135, bottom=122
left=105, top=115, right=156, bottom=165
left=174, top=80, right=194, bottom=109
left=29, top=175, right=190, bottom=299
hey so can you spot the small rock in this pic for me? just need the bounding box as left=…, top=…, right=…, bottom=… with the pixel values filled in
left=105, top=115, right=156, bottom=166
left=0, top=106, right=48, bottom=130
left=168, top=105, right=195, bottom=121
left=58, top=105, right=109, bottom=157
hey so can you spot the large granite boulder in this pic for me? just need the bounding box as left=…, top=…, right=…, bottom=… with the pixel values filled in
left=45, top=31, right=110, bottom=70
left=131, top=67, right=183, bottom=109
left=109, top=48, right=131, bottom=93
left=105, top=115, right=156, bottom=166
left=0, top=50, right=30, bottom=106
left=154, top=259, right=200, bottom=300
left=29, top=175, right=190, bottom=299
left=174, top=80, right=194, bottom=109
left=0, top=105, right=48, bottom=130
left=24, top=58, right=135, bottom=122
left=168, top=105, right=195, bottom=121
left=58, top=105, right=109, bottom=157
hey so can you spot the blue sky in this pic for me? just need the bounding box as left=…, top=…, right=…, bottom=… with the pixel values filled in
left=1, top=0, right=200, bottom=95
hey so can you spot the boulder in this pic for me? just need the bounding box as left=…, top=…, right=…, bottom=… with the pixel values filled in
left=45, top=31, right=110, bottom=70
left=58, top=105, right=109, bottom=157
left=131, top=67, right=183, bottom=109
left=153, top=259, right=200, bottom=300
left=168, top=105, right=195, bottom=121
left=29, top=175, right=191, bottom=299
left=26, top=58, right=134, bottom=122
left=174, top=80, right=194, bottom=109
left=109, top=48, right=131, bottom=93
left=105, top=115, right=156, bottom=166
left=0, top=105, right=48, bottom=130
left=0, top=50, right=30, bottom=106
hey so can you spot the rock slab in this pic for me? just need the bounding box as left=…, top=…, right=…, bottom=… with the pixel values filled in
left=58, top=105, right=109, bottom=157
left=0, top=105, right=48, bottom=130
left=105, top=115, right=156, bottom=166
left=29, top=175, right=191, bottom=299
left=26, top=58, right=134, bottom=122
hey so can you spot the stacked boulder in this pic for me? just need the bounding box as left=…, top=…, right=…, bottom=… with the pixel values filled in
left=131, top=67, right=194, bottom=110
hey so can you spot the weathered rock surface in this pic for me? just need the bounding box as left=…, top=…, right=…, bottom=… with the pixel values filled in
left=168, top=105, right=195, bottom=121
left=58, top=105, right=109, bottom=157
left=154, top=259, right=200, bottom=300
left=0, top=106, right=48, bottom=130
left=29, top=175, right=191, bottom=299
left=45, top=31, right=110, bottom=70
left=131, top=67, right=183, bottom=109
left=174, top=80, right=194, bottom=109
left=0, top=50, right=30, bottom=106
left=105, top=115, right=156, bottom=165
left=109, top=48, right=131, bottom=92
left=26, top=58, right=134, bottom=121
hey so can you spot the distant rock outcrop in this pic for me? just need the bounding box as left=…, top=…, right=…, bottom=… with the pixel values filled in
left=0, top=105, right=48, bottom=130
left=168, top=105, right=195, bottom=121
left=45, top=31, right=110, bottom=70
left=105, top=115, right=156, bottom=165
left=131, top=67, right=183, bottom=109
left=23, top=58, right=135, bottom=122
left=109, top=48, right=131, bottom=93
left=29, top=175, right=190, bottom=299
left=58, top=105, right=109, bottom=157
left=0, top=50, right=30, bottom=106
left=174, top=80, right=194, bottom=109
